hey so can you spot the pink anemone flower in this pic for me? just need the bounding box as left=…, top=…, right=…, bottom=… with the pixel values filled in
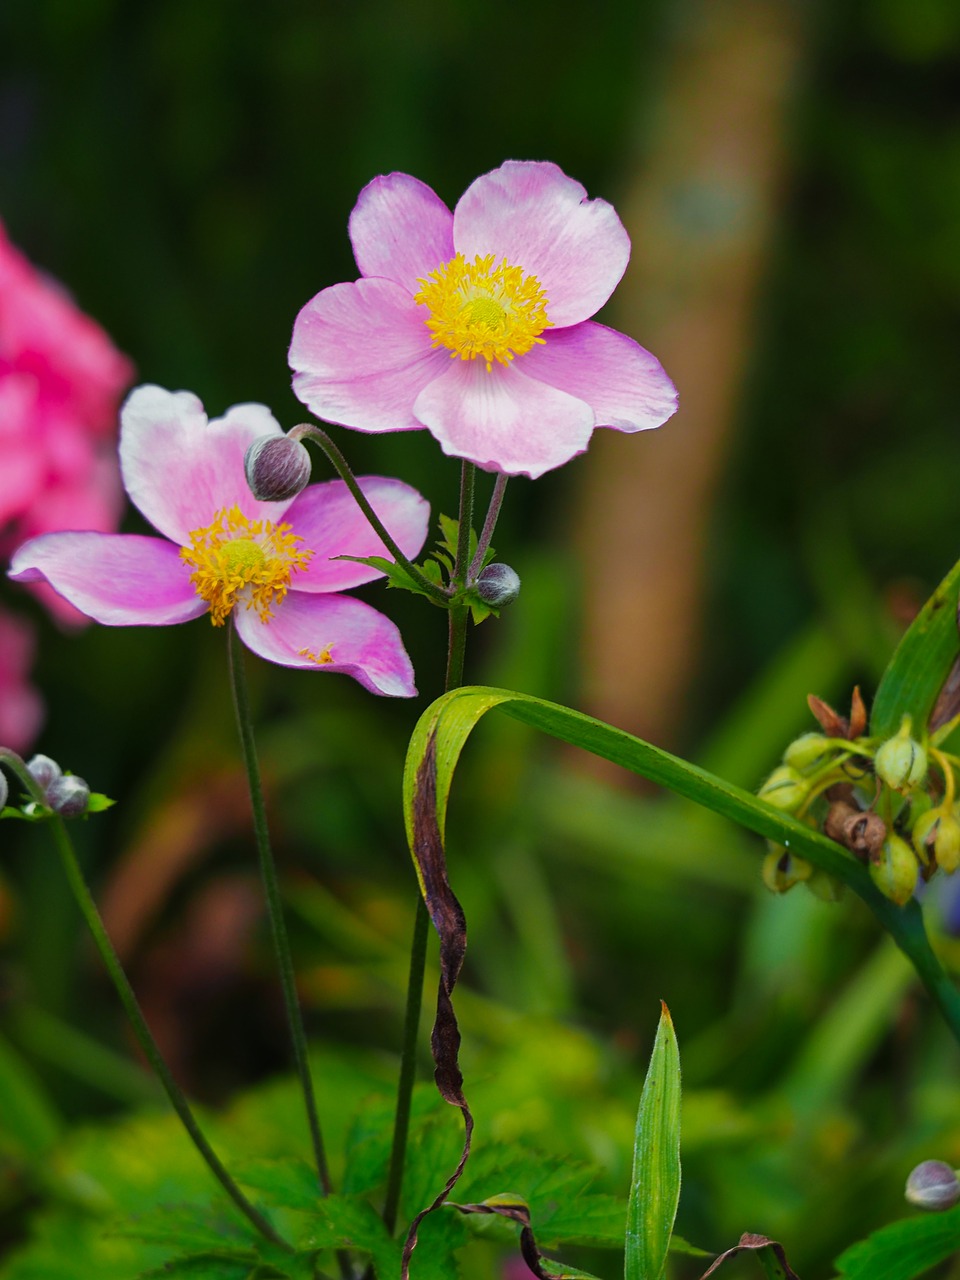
left=289, top=159, right=677, bottom=479
left=8, top=385, right=429, bottom=697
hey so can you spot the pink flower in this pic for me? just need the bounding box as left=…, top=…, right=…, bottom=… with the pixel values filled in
left=0, top=607, right=43, bottom=753
left=0, top=219, right=134, bottom=624
left=289, top=160, right=677, bottom=479
left=9, top=386, right=430, bottom=697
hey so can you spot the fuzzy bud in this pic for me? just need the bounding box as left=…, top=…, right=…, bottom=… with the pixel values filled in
left=46, top=774, right=90, bottom=817
left=875, top=719, right=927, bottom=792
left=758, top=765, right=808, bottom=813
left=870, top=833, right=919, bottom=905
left=475, top=563, right=521, bottom=607
left=783, top=733, right=831, bottom=772
left=761, top=847, right=812, bottom=893
left=0, top=770, right=8, bottom=810
left=26, top=753, right=61, bottom=792
left=244, top=435, right=312, bottom=502
left=905, top=1160, right=960, bottom=1211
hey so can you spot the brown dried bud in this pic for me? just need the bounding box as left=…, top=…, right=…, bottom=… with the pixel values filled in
left=841, top=810, right=887, bottom=860
left=824, top=801, right=859, bottom=843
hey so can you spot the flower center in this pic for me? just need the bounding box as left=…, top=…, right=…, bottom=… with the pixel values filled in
left=414, top=252, right=552, bottom=371
left=180, top=505, right=313, bottom=626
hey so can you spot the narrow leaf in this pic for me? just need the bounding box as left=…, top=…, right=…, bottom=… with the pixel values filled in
left=834, top=1206, right=960, bottom=1280
left=625, top=1003, right=681, bottom=1280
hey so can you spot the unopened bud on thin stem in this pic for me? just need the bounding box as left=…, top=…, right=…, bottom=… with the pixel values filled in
left=244, top=434, right=312, bottom=502
left=905, top=1160, right=960, bottom=1211
left=875, top=717, right=927, bottom=792
left=762, top=847, right=812, bottom=893
left=870, top=833, right=919, bottom=905
left=783, top=733, right=831, bottom=772
left=46, top=774, right=90, bottom=817
left=26, top=754, right=61, bottom=792
left=0, top=770, right=7, bottom=810
left=475, top=562, right=521, bottom=607
left=758, top=765, right=808, bottom=813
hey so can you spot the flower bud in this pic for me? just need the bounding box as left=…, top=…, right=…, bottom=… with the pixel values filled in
left=244, top=435, right=312, bottom=502
left=46, top=774, right=90, bottom=817
left=762, top=847, right=812, bottom=893
left=804, top=868, right=845, bottom=902
left=783, top=733, right=831, bottom=772
left=758, top=765, right=807, bottom=813
left=0, top=770, right=8, bottom=810
left=870, top=833, right=919, bottom=905
left=875, top=719, right=927, bottom=792
left=26, top=753, right=61, bottom=792
left=905, top=1160, right=960, bottom=1211
left=475, top=563, right=521, bottom=607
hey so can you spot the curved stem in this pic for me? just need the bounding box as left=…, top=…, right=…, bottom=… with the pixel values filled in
left=292, top=424, right=449, bottom=605
left=228, top=624, right=332, bottom=1196
left=46, top=813, right=289, bottom=1249
left=468, top=472, right=508, bottom=582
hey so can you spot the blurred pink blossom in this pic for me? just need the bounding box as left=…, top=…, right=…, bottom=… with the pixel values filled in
left=0, top=218, right=134, bottom=624
left=0, top=606, right=43, bottom=752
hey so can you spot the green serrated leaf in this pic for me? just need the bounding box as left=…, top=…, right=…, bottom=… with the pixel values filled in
left=625, top=1004, right=681, bottom=1280
left=292, top=1194, right=401, bottom=1278
left=112, top=1201, right=253, bottom=1252
left=85, top=792, right=116, bottom=813
left=467, top=593, right=498, bottom=625
left=138, top=1250, right=258, bottom=1279
left=871, top=554, right=960, bottom=739
left=234, top=1158, right=322, bottom=1214
left=835, top=1206, right=960, bottom=1280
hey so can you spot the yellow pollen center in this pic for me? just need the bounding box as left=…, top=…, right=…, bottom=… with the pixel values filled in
left=179, top=505, right=314, bottom=627
left=413, top=252, right=552, bottom=371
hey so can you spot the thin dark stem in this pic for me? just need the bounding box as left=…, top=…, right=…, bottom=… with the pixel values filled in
left=228, top=624, right=332, bottom=1195
left=381, top=459, right=477, bottom=1236
left=468, top=472, right=508, bottom=582
left=292, top=423, right=448, bottom=606
left=46, top=814, right=289, bottom=1250
left=381, top=895, right=430, bottom=1233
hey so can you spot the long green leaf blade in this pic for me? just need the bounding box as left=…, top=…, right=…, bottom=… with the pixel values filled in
left=625, top=1003, right=681, bottom=1280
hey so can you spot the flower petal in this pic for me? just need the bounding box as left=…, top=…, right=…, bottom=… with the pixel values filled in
left=8, top=532, right=207, bottom=625
left=289, top=278, right=444, bottom=431
left=120, top=385, right=290, bottom=544
left=453, top=160, right=630, bottom=328
left=349, top=173, right=455, bottom=293
left=234, top=592, right=417, bottom=696
left=413, top=360, right=595, bottom=478
left=521, top=321, right=678, bottom=433
left=286, top=476, right=430, bottom=592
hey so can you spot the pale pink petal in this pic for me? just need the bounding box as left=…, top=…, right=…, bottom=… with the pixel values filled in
left=8, top=532, right=207, bottom=626
left=349, top=173, right=454, bottom=293
left=413, top=360, right=595, bottom=479
left=234, top=592, right=416, bottom=696
left=520, top=321, right=678, bottom=433
left=120, top=385, right=290, bottom=544
left=290, top=278, right=445, bottom=431
left=285, top=477, right=430, bottom=592
left=453, top=161, right=630, bottom=328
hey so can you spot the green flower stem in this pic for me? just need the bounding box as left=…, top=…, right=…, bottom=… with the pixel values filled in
left=468, top=472, right=508, bottom=581
left=382, top=459, right=476, bottom=1235
left=292, top=423, right=449, bottom=606
left=228, top=623, right=332, bottom=1196
left=46, top=811, right=289, bottom=1250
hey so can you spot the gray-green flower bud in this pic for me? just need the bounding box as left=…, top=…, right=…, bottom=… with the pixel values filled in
left=244, top=435, right=312, bottom=502
left=905, top=1160, right=960, bottom=1211
left=26, top=753, right=61, bottom=792
left=475, top=563, right=521, bottom=607
left=870, top=833, right=919, bottom=905
left=46, top=774, right=90, bottom=817
left=0, top=769, right=8, bottom=810
left=875, top=719, right=927, bottom=792
left=783, top=733, right=831, bottom=772
left=758, top=765, right=808, bottom=813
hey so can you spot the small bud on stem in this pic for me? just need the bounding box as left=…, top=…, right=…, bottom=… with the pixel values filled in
left=244, top=434, right=312, bottom=502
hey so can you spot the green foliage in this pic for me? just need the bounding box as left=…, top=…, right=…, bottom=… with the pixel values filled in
left=625, top=1005, right=681, bottom=1280
left=835, top=1207, right=960, bottom=1280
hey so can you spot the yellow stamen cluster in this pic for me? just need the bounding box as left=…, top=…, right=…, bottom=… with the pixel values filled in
left=414, top=252, right=552, bottom=371
left=298, top=645, right=335, bottom=665
left=180, top=505, right=313, bottom=626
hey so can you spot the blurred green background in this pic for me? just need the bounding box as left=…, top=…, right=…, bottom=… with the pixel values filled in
left=2, top=1, right=960, bottom=1275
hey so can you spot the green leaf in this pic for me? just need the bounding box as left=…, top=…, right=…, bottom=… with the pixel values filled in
left=401, top=686, right=960, bottom=1043
left=112, top=1201, right=254, bottom=1252
left=0, top=1032, right=61, bottom=1160
left=834, top=1206, right=960, bottom=1280
left=234, top=1158, right=322, bottom=1213
left=870, top=554, right=960, bottom=738
left=85, top=792, right=116, bottom=813
left=292, top=1194, right=402, bottom=1278
left=625, top=1004, right=681, bottom=1280
left=337, top=555, right=443, bottom=602
left=137, top=1251, right=258, bottom=1279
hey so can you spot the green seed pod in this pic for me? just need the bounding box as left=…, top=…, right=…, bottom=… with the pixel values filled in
left=875, top=719, right=927, bottom=792
left=870, top=833, right=919, bottom=906
left=912, top=808, right=942, bottom=862
left=783, top=733, right=831, bottom=773
left=905, top=1160, right=960, bottom=1211
left=935, top=811, right=960, bottom=874
left=761, top=847, right=813, bottom=893
left=758, top=765, right=808, bottom=813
